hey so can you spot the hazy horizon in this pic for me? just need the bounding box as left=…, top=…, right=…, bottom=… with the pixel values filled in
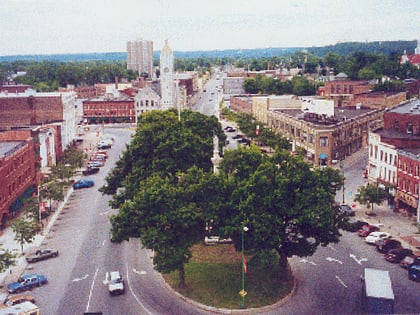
left=1, top=0, right=419, bottom=56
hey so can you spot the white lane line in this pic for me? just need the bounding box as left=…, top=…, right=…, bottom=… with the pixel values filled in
left=85, top=267, right=99, bottom=313
left=350, top=253, right=368, bottom=265
left=326, top=257, right=343, bottom=264
left=126, top=264, right=154, bottom=315
left=336, top=275, right=348, bottom=288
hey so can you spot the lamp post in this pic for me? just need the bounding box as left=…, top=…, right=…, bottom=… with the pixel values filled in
left=340, top=159, right=345, bottom=204
left=240, top=225, right=249, bottom=309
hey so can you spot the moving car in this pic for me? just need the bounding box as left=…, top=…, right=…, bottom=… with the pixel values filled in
left=7, top=274, right=48, bottom=294
left=385, top=247, right=413, bottom=263
left=376, top=239, right=401, bottom=253
left=365, top=232, right=392, bottom=244
left=73, top=179, right=94, bottom=189
left=108, top=271, right=124, bottom=295
left=82, top=166, right=100, bottom=176
left=408, top=263, right=420, bottom=281
left=338, top=204, right=355, bottom=216
left=358, top=224, right=380, bottom=237
left=400, top=254, right=420, bottom=269
left=26, top=248, right=59, bottom=263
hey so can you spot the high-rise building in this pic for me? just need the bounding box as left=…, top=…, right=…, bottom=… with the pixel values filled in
left=160, top=39, right=174, bottom=109
left=127, top=38, right=154, bottom=78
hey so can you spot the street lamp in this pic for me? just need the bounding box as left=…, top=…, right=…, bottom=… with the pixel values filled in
left=340, top=160, right=345, bottom=204
left=240, top=226, right=249, bottom=309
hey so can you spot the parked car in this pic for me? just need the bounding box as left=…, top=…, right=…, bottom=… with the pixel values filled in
left=357, top=224, right=380, bottom=237
left=365, top=232, right=392, bottom=244
left=2, top=295, right=35, bottom=307
left=82, top=166, right=100, bottom=176
left=108, top=271, right=124, bottom=295
left=376, top=239, right=401, bottom=253
left=342, top=218, right=368, bottom=232
left=338, top=204, right=355, bottom=216
left=97, top=143, right=111, bottom=149
left=73, top=179, right=94, bottom=189
left=87, top=160, right=104, bottom=168
left=7, top=274, right=48, bottom=294
left=95, top=150, right=108, bottom=158
left=385, top=247, right=413, bottom=263
left=26, top=248, right=59, bottom=263
left=408, top=263, right=420, bottom=281
left=400, top=254, right=420, bottom=269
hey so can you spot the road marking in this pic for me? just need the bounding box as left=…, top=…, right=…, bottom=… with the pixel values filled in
left=326, top=257, right=343, bottom=264
left=133, top=268, right=147, bottom=275
left=350, top=254, right=368, bottom=265
left=299, top=258, right=317, bottom=266
left=328, top=244, right=337, bottom=252
left=72, top=274, right=89, bottom=282
left=336, top=275, right=348, bottom=288
left=126, top=264, right=154, bottom=315
left=103, top=271, right=109, bottom=285
left=85, top=267, right=99, bottom=313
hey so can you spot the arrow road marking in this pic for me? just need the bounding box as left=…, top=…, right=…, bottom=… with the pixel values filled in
left=326, top=257, right=343, bottom=264
left=350, top=254, right=368, bottom=265
left=72, top=274, right=88, bottom=282
left=336, top=275, right=348, bottom=288
left=133, top=268, right=147, bottom=275
left=299, top=258, right=317, bottom=266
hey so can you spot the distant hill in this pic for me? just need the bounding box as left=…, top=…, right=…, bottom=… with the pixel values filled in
left=0, top=40, right=417, bottom=62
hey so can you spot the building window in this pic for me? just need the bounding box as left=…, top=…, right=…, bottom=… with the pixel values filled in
left=380, top=150, right=383, bottom=161
left=320, top=137, right=329, bottom=147
left=394, top=121, right=399, bottom=131
left=309, top=134, right=314, bottom=144
left=407, top=123, right=413, bottom=134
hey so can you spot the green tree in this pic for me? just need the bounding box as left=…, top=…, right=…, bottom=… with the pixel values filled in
left=354, top=183, right=390, bottom=215
left=109, top=167, right=219, bottom=288
left=358, top=67, right=377, bottom=80
left=12, top=218, right=39, bottom=254
left=242, top=78, right=258, bottom=94
left=217, top=148, right=343, bottom=267
left=0, top=249, right=17, bottom=272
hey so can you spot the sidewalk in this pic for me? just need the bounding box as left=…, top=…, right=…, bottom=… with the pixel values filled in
left=0, top=186, right=74, bottom=301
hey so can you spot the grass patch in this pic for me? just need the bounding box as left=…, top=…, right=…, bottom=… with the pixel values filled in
left=163, top=244, right=294, bottom=309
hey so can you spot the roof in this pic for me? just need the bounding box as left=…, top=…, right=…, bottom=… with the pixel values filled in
left=0, top=141, right=24, bottom=158
left=388, top=99, right=420, bottom=115
left=407, top=54, right=420, bottom=65
left=364, top=268, right=394, bottom=300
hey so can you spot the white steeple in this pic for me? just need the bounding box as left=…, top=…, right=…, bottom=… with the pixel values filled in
left=415, top=40, right=420, bottom=55
left=160, top=39, right=174, bottom=110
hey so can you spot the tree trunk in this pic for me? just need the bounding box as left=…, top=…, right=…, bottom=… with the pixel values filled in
left=178, top=265, right=186, bottom=289
left=277, top=248, right=288, bottom=268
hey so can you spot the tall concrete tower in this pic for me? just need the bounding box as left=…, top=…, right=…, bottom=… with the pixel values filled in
left=160, top=39, right=174, bottom=110
left=127, top=38, right=154, bottom=78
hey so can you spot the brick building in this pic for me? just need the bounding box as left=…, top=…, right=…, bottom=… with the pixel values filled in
left=395, top=149, right=420, bottom=221
left=83, top=98, right=136, bottom=123
left=268, top=106, right=383, bottom=166
left=351, top=91, right=407, bottom=110
left=322, top=79, right=373, bottom=106
left=0, top=136, right=37, bottom=228
left=229, top=95, right=253, bottom=115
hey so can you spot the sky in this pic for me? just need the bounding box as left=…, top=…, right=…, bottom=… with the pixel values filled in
left=1, top=0, right=419, bottom=56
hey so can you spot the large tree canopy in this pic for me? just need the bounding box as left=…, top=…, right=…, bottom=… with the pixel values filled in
left=215, top=147, right=343, bottom=266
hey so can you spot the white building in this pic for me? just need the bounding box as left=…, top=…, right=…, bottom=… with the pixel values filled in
left=127, top=38, right=154, bottom=78
left=368, top=131, right=398, bottom=187
left=160, top=40, right=174, bottom=109
left=134, top=85, right=161, bottom=120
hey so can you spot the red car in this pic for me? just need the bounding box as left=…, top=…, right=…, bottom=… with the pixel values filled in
left=400, top=254, right=420, bottom=269
left=357, top=224, right=379, bottom=237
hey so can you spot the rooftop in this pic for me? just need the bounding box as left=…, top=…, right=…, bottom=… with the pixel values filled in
left=0, top=141, right=25, bottom=158
left=272, top=106, right=376, bottom=126
left=388, top=99, right=420, bottom=115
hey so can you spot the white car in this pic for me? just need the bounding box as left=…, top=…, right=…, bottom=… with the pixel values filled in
left=365, top=232, right=392, bottom=244
left=108, top=271, right=124, bottom=295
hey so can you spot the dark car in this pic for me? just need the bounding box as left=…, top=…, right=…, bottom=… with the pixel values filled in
left=338, top=204, right=355, bottom=216
left=7, top=274, right=48, bottom=294
left=385, top=247, right=413, bottom=263
left=357, top=224, right=379, bottom=237
left=408, top=263, right=420, bottom=281
left=73, top=179, right=94, bottom=189
left=82, top=167, right=100, bottom=176
left=341, top=218, right=368, bottom=232
left=26, top=248, right=59, bottom=263
left=3, top=294, right=35, bottom=307
left=376, top=239, right=402, bottom=253
left=400, top=254, right=420, bottom=269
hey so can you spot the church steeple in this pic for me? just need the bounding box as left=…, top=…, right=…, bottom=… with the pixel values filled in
left=160, top=39, right=174, bottom=110
left=415, top=40, right=420, bottom=55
